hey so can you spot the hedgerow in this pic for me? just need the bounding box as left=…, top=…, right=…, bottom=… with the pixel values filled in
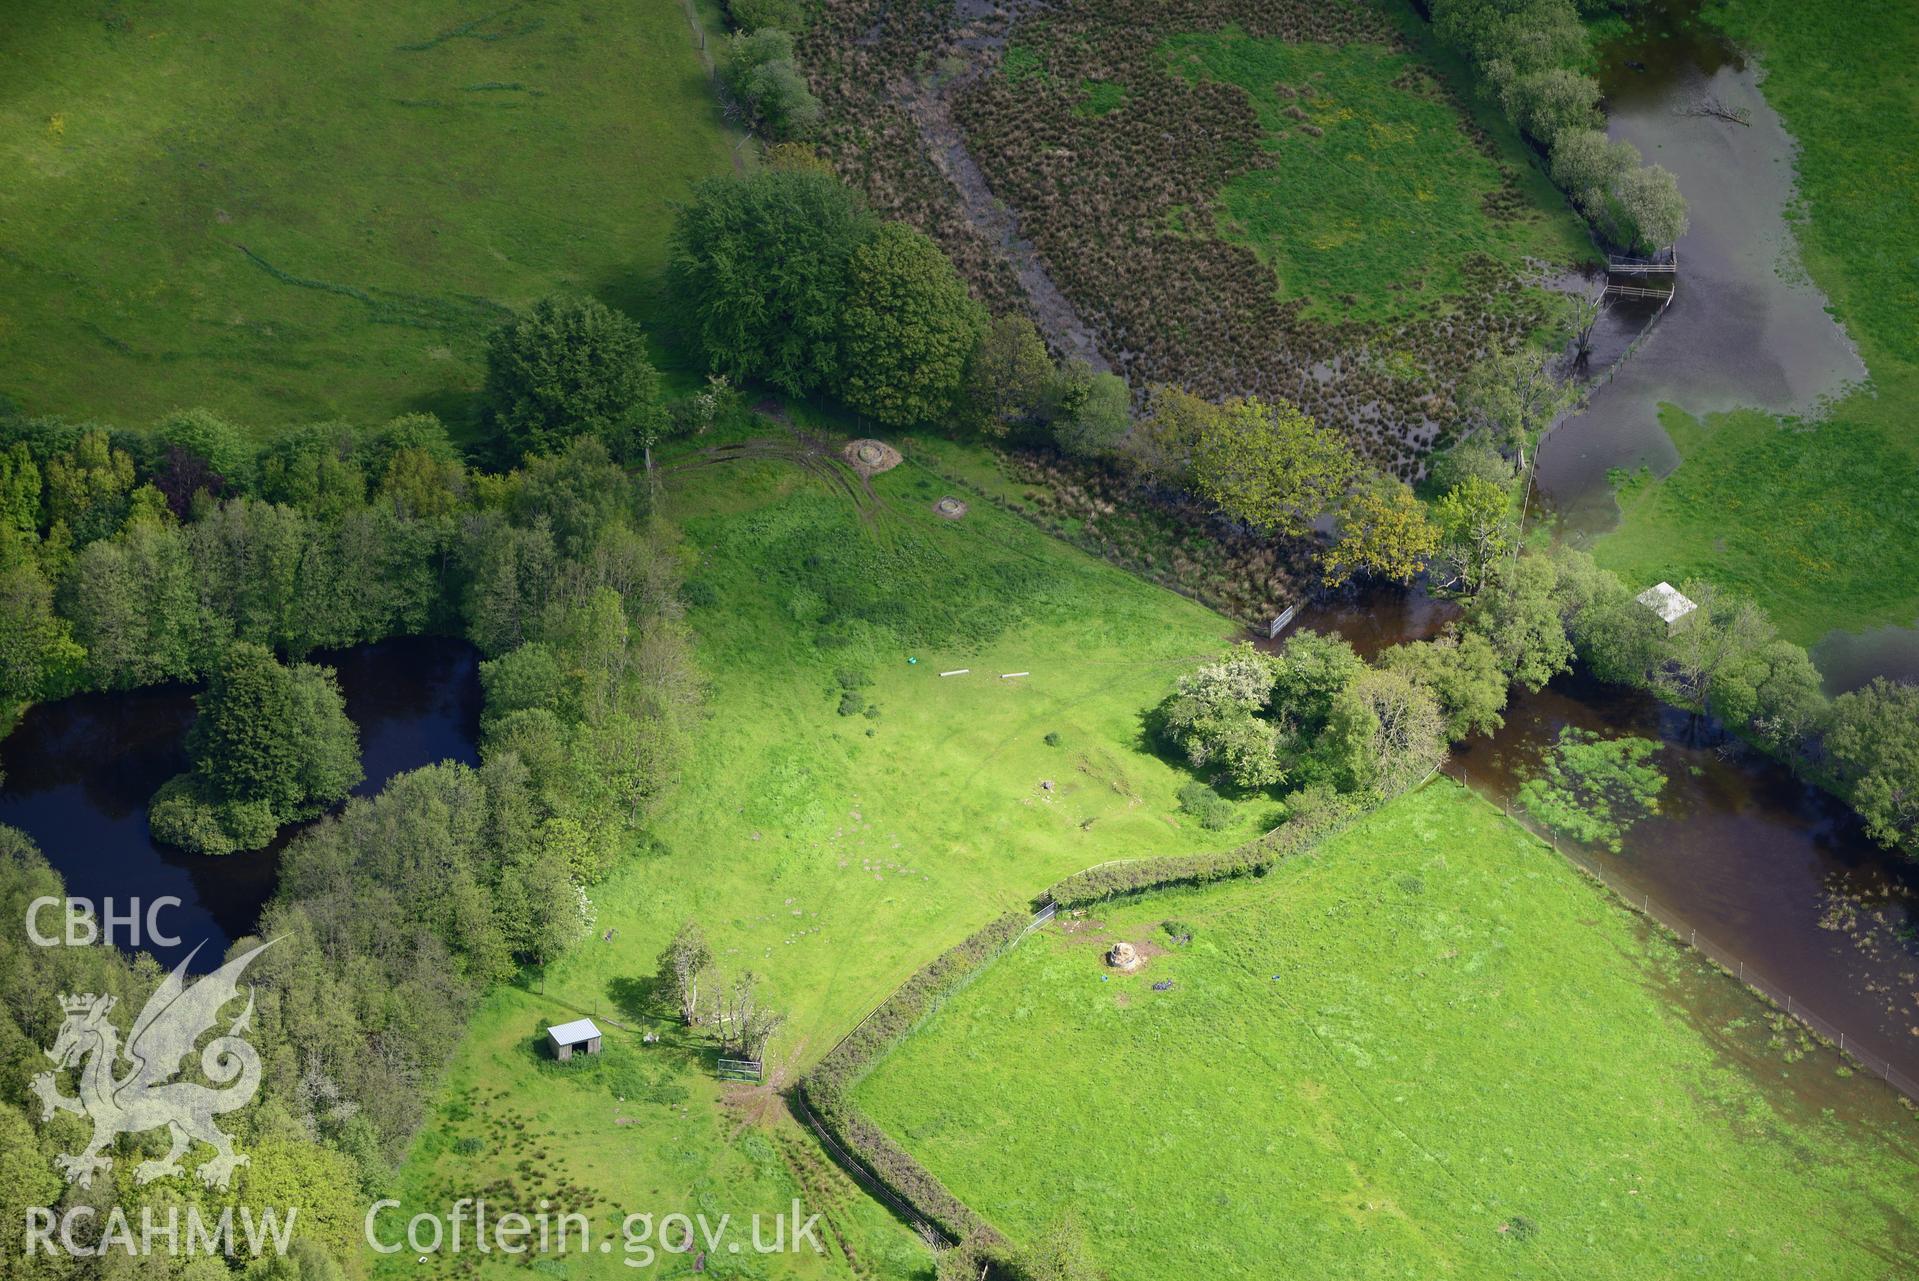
left=799, top=910, right=1031, bottom=1244
left=797, top=789, right=1365, bottom=1246
left=1045, top=791, right=1360, bottom=906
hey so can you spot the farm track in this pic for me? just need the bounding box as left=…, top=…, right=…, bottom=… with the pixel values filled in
left=893, top=0, right=1110, bottom=368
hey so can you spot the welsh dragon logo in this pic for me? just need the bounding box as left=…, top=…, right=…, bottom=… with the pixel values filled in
left=30, top=940, right=274, bottom=1191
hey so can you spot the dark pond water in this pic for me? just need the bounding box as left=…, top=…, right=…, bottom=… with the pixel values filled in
left=0, top=636, right=482, bottom=973
left=1291, top=587, right=1919, bottom=1083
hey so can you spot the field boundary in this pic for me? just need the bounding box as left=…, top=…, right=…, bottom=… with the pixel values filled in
left=797, top=773, right=1917, bottom=1263
left=792, top=796, right=1366, bottom=1250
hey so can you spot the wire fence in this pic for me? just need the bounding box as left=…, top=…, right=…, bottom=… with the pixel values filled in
left=790, top=1092, right=951, bottom=1246
left=1472, top=780, right=1919, bottom=1102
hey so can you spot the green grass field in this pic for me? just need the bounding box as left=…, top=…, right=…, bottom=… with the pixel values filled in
left=854, top=780, right=1919, bottom=1279
left=1597, top=401, right=1919, bottom=642
left=0, top=0, right=737, bottom=435
left=1593, top=0, right=1919, bottom=642
left=380, top=420, right=1257, bottom=1276
left=1164, top=23, right=1594, bottom=323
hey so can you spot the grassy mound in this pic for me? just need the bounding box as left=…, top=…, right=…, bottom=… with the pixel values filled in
left=0, top=0, right=735, bottom=433
left=854, top=780, right=1919, bottom=1279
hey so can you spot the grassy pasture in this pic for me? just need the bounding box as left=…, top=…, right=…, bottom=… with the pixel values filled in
left=0, top=0, right=736, bottom=435
left=1164, top=26, right=1593, bottom=323
left=1598, top=400, right=1919, bottom=643
left=380, top=420, right=1256, bottom=1275
left=854, top=780, right=1919, bottom=1280
left=1593, top=0, right=1919, bottom=641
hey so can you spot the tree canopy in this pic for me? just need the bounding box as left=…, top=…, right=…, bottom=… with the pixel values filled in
left=1190, top=395, right=1358, bottom=537
left=837, top=222, right=988, bottom=427
left=483, top=295, right=664, bottom=464
left=150, top=642, right=362, bottom=855
left=669, top=169, right=877, bottom=396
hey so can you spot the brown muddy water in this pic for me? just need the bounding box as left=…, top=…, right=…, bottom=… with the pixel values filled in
left=0, top=636, right=481, bottom=973
left=1290, top=586, right=1919, bottom=1086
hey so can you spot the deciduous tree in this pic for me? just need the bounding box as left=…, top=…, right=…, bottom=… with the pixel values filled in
left=1191, top=396, right=1357, bottom=538
left=670, top=170, right=877, bottom=397
left=483, top=296, right=665, bottom=465
left=1322, top=478, right=1439, bottom=587
left=961, top=315, right=1054, bottom=437
left=1827, top=679, right=1919, bottom=857
left=838, top=222, right=988, bottom=427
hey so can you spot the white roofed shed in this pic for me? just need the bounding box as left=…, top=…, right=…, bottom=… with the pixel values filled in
left=1636, top=581, right=1698, bottom=633
left=546, top=1017, right=603, bottom=1060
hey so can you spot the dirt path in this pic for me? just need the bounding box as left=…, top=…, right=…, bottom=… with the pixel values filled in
left=895, top=0, right=1110, bottom=369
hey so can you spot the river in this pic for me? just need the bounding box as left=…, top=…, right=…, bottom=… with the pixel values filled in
left=0, top=636, right=482, bottom=973
left=1289, top=579, right=1919, bottom=1087
left=1525, top=0, right=1919, bottom=695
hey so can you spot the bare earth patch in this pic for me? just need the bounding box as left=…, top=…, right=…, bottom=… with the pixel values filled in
left=843, top=438, right=903, bottom=477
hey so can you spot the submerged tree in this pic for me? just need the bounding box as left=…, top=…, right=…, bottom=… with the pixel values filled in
left=150, top=642, right=362, bottom=855
left=1190, top=395, right=1358, bottom=538
left=1322, top=477, right=1439, bottom=587
left=1458, top=348, right=1571, bottom=475
left=1828, top=680, right=1919, bottom=858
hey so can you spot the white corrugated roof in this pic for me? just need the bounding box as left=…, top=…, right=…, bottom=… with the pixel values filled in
left=547, top=1018, right=602, bottom=1045
left=1636, top=581, right=1698, bottom=625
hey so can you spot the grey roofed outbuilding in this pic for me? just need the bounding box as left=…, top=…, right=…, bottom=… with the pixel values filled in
left=1636, top=581, right=1698, bottom=629
left=546, top=1017, right=603, bottom=1059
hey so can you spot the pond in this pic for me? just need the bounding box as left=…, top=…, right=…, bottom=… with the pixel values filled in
left=0, top=636, right=482, bottom=973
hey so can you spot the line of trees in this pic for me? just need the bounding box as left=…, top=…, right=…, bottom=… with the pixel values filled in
left=1430, top=0, right=1688, bottom=253
left=1450, top=544, right=1919, bottom=858
left=1156, top=507, right=1917, bottom=864
left=664, top=161, right=1443, bottom=572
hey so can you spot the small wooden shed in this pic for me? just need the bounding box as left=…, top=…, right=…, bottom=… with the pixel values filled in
left=547, top=1017, right=603, bottom=1061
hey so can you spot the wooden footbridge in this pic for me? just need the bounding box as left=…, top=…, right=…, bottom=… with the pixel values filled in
left=1604, top=251, right=1677, bottom=305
